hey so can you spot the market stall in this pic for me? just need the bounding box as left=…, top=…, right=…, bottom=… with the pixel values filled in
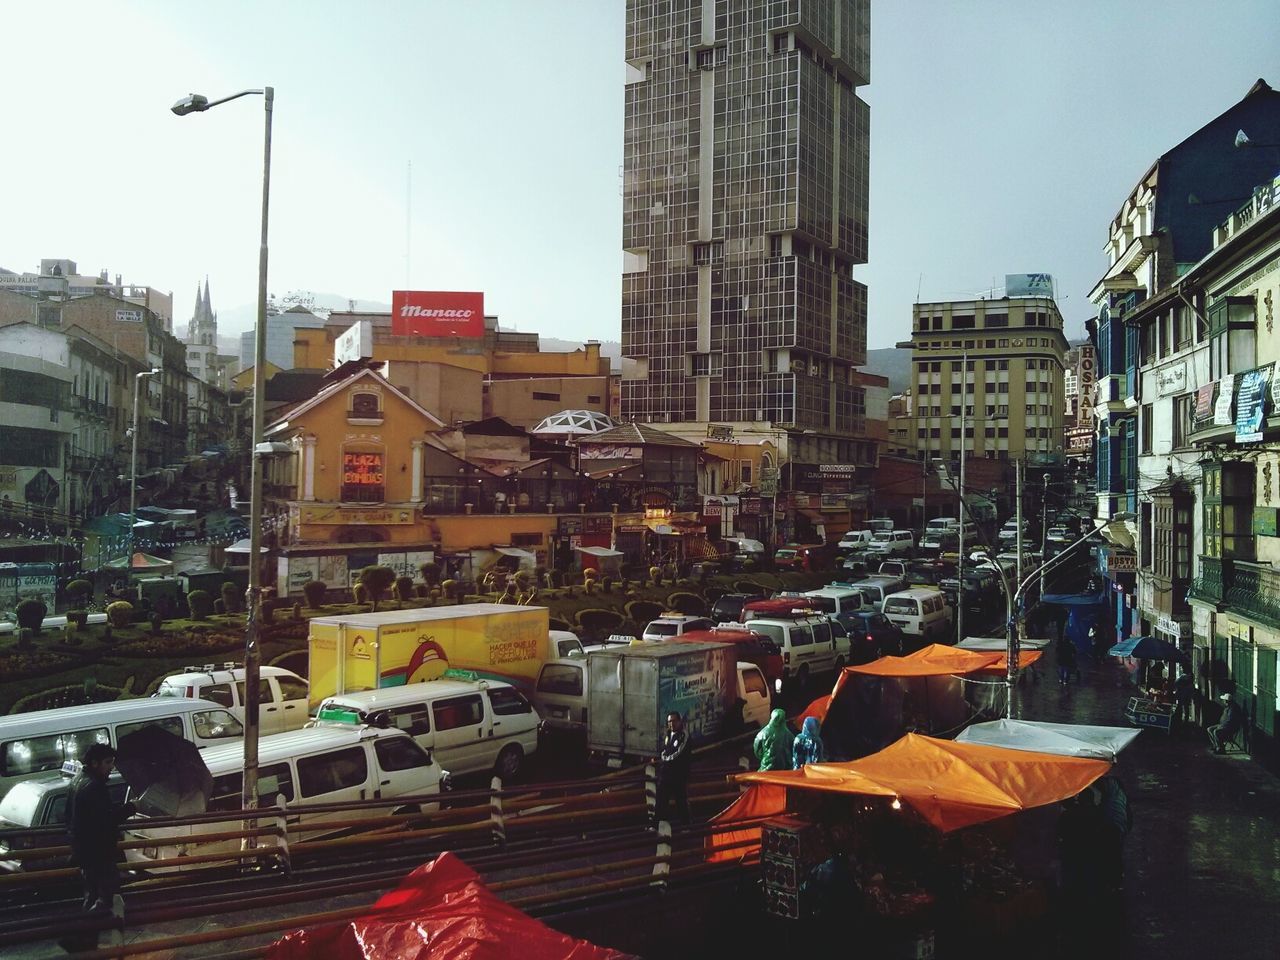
left=1108, top=635, right=1187, bottom=732
left=955, top=719, right=1141, bottom=761
left=800, top=644, right=1043, bottom=759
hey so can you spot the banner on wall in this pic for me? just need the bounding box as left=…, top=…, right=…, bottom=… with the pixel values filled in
left=1234, top=364, right=1273, bottom=443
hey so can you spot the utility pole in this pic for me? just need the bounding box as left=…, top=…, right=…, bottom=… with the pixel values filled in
left=1015, top=459, right=1024, bottom=602
left=956, top=351, right=968, bottom=643
left=1039, top=472, right=1051, bottom=597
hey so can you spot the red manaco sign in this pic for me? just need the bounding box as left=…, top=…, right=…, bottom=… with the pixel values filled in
left=391, top=291, right=485, bottom=338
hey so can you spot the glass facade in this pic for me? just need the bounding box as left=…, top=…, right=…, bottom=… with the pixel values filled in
left=622, top=0, right=870, bottom=441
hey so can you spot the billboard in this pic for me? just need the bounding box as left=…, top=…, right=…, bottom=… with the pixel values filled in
left=1005, top=273, right=1055, bottom=298
left=334, top=320, right=372, bottom=366
left=391, top=290, right=485, bottom=338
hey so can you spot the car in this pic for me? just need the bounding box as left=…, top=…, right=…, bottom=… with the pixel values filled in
left=846, top=610, right=908, bottom=659
left=710, top=593, right=767, bottom=625
left=774, top=543, right=836, bottom=571
left=837, top=530, right=874, bottom=552
left=876, top=560, right=909, bottom=578
left=1045, top=527, right=1072, bottom=544
left=838, top=553, right=875, bottom=577
left=0, top=764, right=128, bottom=873
left=641, top=615, right=715, bottom=643
left=154, top=665, right=309, bottom=735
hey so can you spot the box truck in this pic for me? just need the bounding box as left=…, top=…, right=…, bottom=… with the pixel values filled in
left=308, top=604, right=552, bottom=708
left=585, top=642, right=739, bottom=767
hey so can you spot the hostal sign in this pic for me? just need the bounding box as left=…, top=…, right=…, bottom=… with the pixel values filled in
left=343, top=452, right=384, bottom=486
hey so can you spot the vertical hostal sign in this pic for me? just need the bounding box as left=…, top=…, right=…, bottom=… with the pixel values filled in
left=391, top=291, right=485, bottom=338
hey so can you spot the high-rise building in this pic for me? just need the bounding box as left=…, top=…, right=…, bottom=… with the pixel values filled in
left=902, top=294, right=1068, bottom=465
left=620, top=0, right=872, bottom=471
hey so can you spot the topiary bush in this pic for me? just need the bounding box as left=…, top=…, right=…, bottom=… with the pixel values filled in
left=666, top=592, right=707, bottom=617
left=394, top=576, right=414, bottom=603
left=359, top=565, right=397, bottom=611
left=734, top=579, right=767, bottom=595
left=353, top=583, right=369, bottom=605
left=16, top=599, right=47, bottom=635
left=66, top=579, right=93, bottom=604
left=66, top=609, right=89, bottom=629
left=625, top=599, right=664, bottom=629
left=187, top=590, right=213, bottom=621
left=214, top=598, right=226, bottom=615
left=575, top=608, right=625, bottom=642
left=221, top=582, right=240, bottom=614
left=149, top=613, right=163, bottom=635
left=303, top=579, right=327, bottom=609
left=105, top=601, right=134, bottom=630
left=419, top=561, right=441, bottom=587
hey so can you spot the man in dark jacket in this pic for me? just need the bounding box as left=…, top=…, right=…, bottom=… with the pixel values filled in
left=66, top=743, right=136, bottom=913
left=1207, top=695, right=1244, bottom=753
left=654, top=712, right=692, bottom=825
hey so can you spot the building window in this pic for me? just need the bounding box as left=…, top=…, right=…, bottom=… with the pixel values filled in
left=341, top=446, right=385, bottom=503
left=985, top=314, right=1008, bottom=328
left=1202, top=462, right=1255, bottom=560
left=349, top=391, right=381, bottom=419
left=532, top=391, right=561, bottom=401
left=692, top=241, right=724, bottom=264
left=1172, top=393, right=1193, bottom=449
left=1140, top=403, right=1153, bottom=454
left=511, top=532, right=543, bottom=546
left=952, top=315, right=975, bottom=330
left=587, top=395, right=601, bottom=403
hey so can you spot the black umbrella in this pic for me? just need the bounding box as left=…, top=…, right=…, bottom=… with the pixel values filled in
left=114, top=724, right=214, bottom=817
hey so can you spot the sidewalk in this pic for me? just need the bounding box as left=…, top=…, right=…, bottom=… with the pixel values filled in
left=1020, top=656, right=1280, bottom=960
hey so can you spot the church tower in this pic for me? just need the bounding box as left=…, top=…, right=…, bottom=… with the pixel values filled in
left=186, top=278, right=220, bottom=384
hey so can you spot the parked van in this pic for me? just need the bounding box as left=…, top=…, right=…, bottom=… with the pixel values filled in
left=881, top=588, right=953, bottom=642
left=866, top=530, right=915, bottom=557
left=125, top=725, right=446, bottom=873
left=835, top=578, right=908, bottom=613
left=867, top=518, right=894, bottom=535
left=533, top=656, right=771, bottom=736
left=0, top=698, right=244, bottom=801
left=837, top=530, right=874, bottom=552
left=730, top=610, right=838, bottom=689
left=312, top=676, right=540, bottom=781
left=802, top=587, right=867, bottom=618
left=154, top=665, right=309, bottom=735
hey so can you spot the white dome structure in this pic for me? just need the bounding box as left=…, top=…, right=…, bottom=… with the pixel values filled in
left=532, top=410, right=619, bottom=437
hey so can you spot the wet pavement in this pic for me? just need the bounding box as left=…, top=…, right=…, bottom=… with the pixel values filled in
left=1016, top=655, right=1280, bottom=960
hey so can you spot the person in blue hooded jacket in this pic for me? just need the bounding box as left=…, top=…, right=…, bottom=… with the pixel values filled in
left=753, top=708, right=795, bottom=771
left=792, top=716, right=824, bottom=767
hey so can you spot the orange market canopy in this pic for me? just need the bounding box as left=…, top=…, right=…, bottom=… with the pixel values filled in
left=735, top=732, right=1110, bottom=833
left=843, top=643, right=1042, bottom=677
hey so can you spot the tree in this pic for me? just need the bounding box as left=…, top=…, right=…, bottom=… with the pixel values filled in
left=187, top=590, right=213, bottom=621
left=105, top=601, right=134, bottom=629
left=66, top=579, right=93, bottom=605
left=221, top=581, right=241, bottom=615
left=359, top=565, right=397, bottom=612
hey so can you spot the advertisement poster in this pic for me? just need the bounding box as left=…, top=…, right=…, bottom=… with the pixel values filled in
left=1194, top=383, right=1217, bottom=425
left=659, top=650, right=728, bottom=742
left=391, top=290, right=485, bottom=338
left=1214, top=374, right=1235, bottom=426
left=1234, top=365, right=1273, bottom=443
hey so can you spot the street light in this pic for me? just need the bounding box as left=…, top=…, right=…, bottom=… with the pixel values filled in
left=129, top=368, right=162, bottom=554
left=172, top=85, right=273, bottom=823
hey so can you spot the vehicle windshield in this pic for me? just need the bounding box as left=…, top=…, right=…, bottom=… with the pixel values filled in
left=749, top=623, right=786, bottom=646
left=153, top=682, right=187, bottom=698
left=883, top=598, right=917, bottom=616
left=871, top=532, right=893, bottom=542
left=775, top=550, right=797, bottom=559
left=645, top=622, right=679, bottom=636
left=805, top=596, right=837, bottom=613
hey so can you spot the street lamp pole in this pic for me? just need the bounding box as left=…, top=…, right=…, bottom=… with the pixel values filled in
left=172, top=86, right=273, bottom=823
left=129, top=368, right=160, bottom=555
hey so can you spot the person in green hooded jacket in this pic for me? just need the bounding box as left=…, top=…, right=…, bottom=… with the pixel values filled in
left=753, top=708, right=795, bottom=771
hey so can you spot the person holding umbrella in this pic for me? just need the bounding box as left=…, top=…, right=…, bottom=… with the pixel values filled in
left=66, top=743, right=137, bottom=914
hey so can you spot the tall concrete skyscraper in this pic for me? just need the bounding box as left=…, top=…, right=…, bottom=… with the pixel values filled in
left=621, top=0, right=872, bottom=468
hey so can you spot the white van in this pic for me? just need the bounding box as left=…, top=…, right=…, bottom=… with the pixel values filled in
left=837, top=530, right=874, bottom=551
left=837, top=578, right=908, bottom=613
left=313, top=677, right=540, bottom=781
left=802, top=587, right=867, bottom=618
left=731, top=613, right=837, bottom=689
left=0, top=698, right=244, bottom=801
left=125, top=725, right=446, bottom=873
left=533, top=658, right=771, bottom=735
left=154, top=665, right=310, bottom=736
left=866, top=530, right=915, bottom=557
left=881, top=588, right=953, bottom=641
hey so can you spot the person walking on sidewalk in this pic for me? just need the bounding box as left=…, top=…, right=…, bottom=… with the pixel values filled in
left=1055, top=636, right=1078, bottom=686
left=1173, top=670, right=1195, bottom=727
left=66, top=743, right=136, bottom=914
left=792, top=716, right=824, bottom=768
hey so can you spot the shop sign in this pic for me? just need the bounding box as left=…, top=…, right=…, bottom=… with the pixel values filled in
left=1253, top=506, right=1278, bottom=537
left=1106, top=548, right=1136, bottom=574
left=1214, top=374, right=1235, bottom=425
left=583, top=515, right=614, bottom=536
left=819, top=464, right=856, bottom=475
left=343, top=451, right=385, bottom=487
left=1156, top=616, right=1191, bottom=640
left=618, top=524, right=648, bottom=534
left=390, top=290, right=484, bottom=338
left=739, top=497, right=762, bottom=515
left=1156, top=362, right=1186, bottom=397
left=299, top=505, right=417, bottom=525
left=1194, top=382, right=1217, bottom=425
left=703, top=499, right=723, bottom=518
left=558, top=516, right=584, bottom=536
left=1234, top=364, right=1273, bottom=443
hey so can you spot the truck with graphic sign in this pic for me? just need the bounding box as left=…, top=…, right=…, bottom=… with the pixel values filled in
left=584, top=642, right=740, bottom=767
left=307, top=604, right=553, bottom=708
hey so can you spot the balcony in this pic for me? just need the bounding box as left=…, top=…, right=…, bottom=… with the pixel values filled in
left=1189, top=556, right=1280, bottom=630
left=1188, top=556, right=1228, bottom=605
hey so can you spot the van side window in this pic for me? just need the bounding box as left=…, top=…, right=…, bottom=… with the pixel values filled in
left=1, top=728, right=110, bottom=777
left=257, top=762, right=295, bottom=803
left=192, top=710, right=244, bottom=740
left=203, top=684, right=235, bottom=709
left=298, top=747, right=369, bottom=797
left=276, top=677, right=309, bottom=702
left=389, top=707, right=432, bottom=737
left=790, top=624, right=813, bottom=647
left=208, top=772, right=244, bottom=812
left=432, top=695, right=484, bottom=731
left=488, top=688, right=533, bottom=716
left=375, top=736, right=433, bottom=772
left=117, top=716, right=185, bottom=742
left=236, top=680, right=274, bottom=707
left=537, top=664, right=583, bottom=696
left=742, top=670, right=768, bottom=698
left=810, top=620, right=832, bottom=646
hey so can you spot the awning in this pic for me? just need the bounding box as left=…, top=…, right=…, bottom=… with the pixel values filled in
left=958, top=636, right=1051, bottom=651
left=733, top=733, right=1110, bottom=833
left=225, top=539, right=269, bottom=554
left=843, top=643, right=1042, bottom=678
left=104, top=552, right=174, bottom=572
left=1108, top=635, right=1185, bottom=661
left=956, top=720, right=1141, bottom=762
left=495, top=547, right=536, bottom=560
left=1040, top=590, right=1109, bottom=606
left=574, top=546, right=623, bottom=557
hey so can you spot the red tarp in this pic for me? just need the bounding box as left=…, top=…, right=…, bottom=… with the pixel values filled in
left=267, top=852, right=633, bottom=960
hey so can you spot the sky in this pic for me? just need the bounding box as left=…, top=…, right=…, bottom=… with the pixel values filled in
left=0, top=1, right=1276, bottom=351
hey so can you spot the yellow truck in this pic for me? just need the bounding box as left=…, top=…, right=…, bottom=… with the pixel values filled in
left=307, top=604, right=554, bottom=709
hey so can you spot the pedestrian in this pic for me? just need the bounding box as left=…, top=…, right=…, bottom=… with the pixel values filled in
left=653, top=711, right=692, bottom=825
left=753, top=708, right=795, bottom=771
left=66, top=743, right=136, bottom=914
left=792, top=716, right=824, bottom=768
left=1173, top=669, right=1194, bottom=727
left=1207, top=694, right=1245, bottom=753
left=1095, top=775, right=1133, bottom=890
left=1055, top=636, right=1077, bottom=686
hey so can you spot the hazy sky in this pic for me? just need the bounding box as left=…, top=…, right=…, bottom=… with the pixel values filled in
left=0, top=1, right=1276, bottom=350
